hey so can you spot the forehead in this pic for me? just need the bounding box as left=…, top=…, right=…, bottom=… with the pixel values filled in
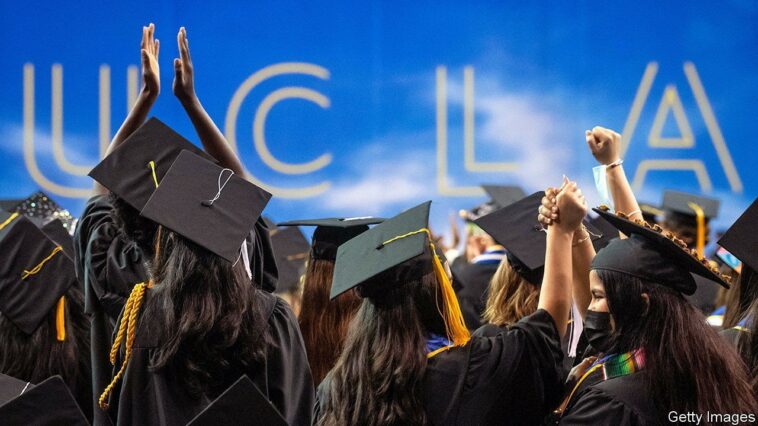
left=590, top=270, right=605, bottom=291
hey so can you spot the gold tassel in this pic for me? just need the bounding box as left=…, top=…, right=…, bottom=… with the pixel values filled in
left=147, top=161, right=159, bottom=188
left=99, top=282, right=148, bottom=410
left=55, top=296, right=66, bottom=341
left=687, top=202, right=706, bottom=257
left=381, top=228, right=470, bottom=357
left=21, top=246, right=62, bottom=279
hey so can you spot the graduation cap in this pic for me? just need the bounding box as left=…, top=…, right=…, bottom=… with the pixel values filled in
left=186, top=375, right=287, bottom=426
left=482, top=185, right=527, bottom=209
left=459, top=185, right=526, bottom=223
left=474, top=192, right=637, bottom=285
left=718, top=197, right=758, bottom=272
left=277, top=217, right=384, bottom=261
left=591, top=206, right=730, bottom=295
left=40, top=219, right=74, bottom=260
left=89, top=117, right=215, bottom=211
left=0, top=375, right=88, bottom=425
left=11, top=191, right=76, bottom=232
left=270, top=226, right=310, bottom=293
left=0, top=373, right=32, bottom=406
left=140, top=150, right=272, bottom=263
left=0, top=212, right=75, bottom=336
left=331, top=201, right=471, bottom=347
left=332, top=202, right=434, bottom=299
left=0, top=198, right=24, bottom=212
left=662, top=190, right=720, bottom=220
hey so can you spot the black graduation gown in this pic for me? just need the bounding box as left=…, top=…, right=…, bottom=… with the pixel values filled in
left=105, top=290, right=314, bottom=426
left=74, top=195, right=149, bottom=425
left=455, top=262, right=500, bottom=331
left=247, top=217, right=279, bottom=293
left=315, top=309, right=564, bottom=425
left=559, top=371, right=658, bottom=425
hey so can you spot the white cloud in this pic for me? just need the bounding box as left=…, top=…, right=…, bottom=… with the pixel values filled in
left=320, top=133, right=437, bottom=215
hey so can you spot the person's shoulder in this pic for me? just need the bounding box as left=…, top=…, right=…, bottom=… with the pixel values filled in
left=577, top=372, right=656, bottom=424
left=472, top=323, right=504, bottom=338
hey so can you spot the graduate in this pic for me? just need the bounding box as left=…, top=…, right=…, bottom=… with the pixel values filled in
left=455, top=185, right=525, bottom=330
left=475, top=190, right=604, bottom=374
left=0, top=212, right=92, bottom=421
left=315, top=189, right=585, bottom=425
left=548, top=127, right=757, bottom=423
left=556, top=206, right=757, bottom=423
left=278, top=217, right=382, bottom=386
left=269, top=225, right=310, bottom=316
left=98, top=151, right=313, bottom=425
left=76, top=24, right=279, bottom=423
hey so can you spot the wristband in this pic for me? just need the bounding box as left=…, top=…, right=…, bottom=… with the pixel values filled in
left=606, top=159, right=623, bottom=170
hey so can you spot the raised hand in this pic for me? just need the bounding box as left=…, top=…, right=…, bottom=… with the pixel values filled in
left=538, top=187, right=559, bottom=228
left=554, top=179, right=587, bottom=232
left=140, top=23, right=160, bottom=98
left=585, top=126, right=621, bottom=166
left=173, top=27, right=196, bottom=104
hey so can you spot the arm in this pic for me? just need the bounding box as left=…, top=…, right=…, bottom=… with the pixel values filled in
left=173, top=27, right=245, bottom=175
left=538, top=180, right=587, bottom=338
left=539, top=187, right=594, bottom=319
left=94, top=24, right=160, bottom=195
left=586, top=127, right=642, bottom=222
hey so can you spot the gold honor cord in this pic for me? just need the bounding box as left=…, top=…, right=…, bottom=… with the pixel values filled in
left=0, top=212, right=19, bottom=230
left=687, top=202, right=706, bottom=257
left=381, top=228, right=471, bottom=358
left=147, top=161, right=159, bottom=188
left=99, top=281, right=149, bottom=410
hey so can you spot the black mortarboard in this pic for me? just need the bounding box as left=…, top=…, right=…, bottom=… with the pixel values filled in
left=270, top=226, right=310, bottom=293
left=481, top=185, right=527, bottom=209
left=89, top=117, right=215, bottom=211
left=0, top=373, right=32, bottom=406
left=591, top=207, right=730, bottom=294
left=474, top=192, right=546, bottom=284
left=0, top=213, right=75, bottom=334
left=0, top=199, right=24, bottom=211
left=40, top=219, right=74, bottom=260
left=0, top=375, right=88, bottom=425
left=718, top=197, right=758, bottom=271
left=331, top=202, right=433, bottom=299
left=11, top=191, right=76, bottom=232
left=186, top=375, right=287, bottom=426
left=140, top=150, right=272, bottom=263
left=474, top=192, right=637, bottom=285
left=277, top=217, right=384, bottom=261
left=662, top=190, right=720, bottom=220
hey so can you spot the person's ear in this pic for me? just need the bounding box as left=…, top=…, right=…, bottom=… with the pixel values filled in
left=640, top=293, right=650, bottom=316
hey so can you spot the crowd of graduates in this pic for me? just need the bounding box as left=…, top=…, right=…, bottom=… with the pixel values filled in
left=1, top=24, right=757, bottom=425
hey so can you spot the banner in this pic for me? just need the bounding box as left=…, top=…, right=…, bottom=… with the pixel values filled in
left=1, top=1, right=755, bottom=233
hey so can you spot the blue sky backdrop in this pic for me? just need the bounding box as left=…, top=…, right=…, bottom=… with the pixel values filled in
left=1, top=0, right=756, bottom=242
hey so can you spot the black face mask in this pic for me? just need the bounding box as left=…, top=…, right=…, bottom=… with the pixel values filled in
left=584, top=310, right=613, bottom=352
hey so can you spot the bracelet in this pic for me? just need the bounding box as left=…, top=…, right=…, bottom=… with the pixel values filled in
left=573, top=232, right=591, bottom=247
left=572, top=225, right=591, bottom=247
left=606, top=159, right=623, bottom=170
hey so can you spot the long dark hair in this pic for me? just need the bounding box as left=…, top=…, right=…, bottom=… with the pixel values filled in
left=317, top=257, right=447, bottom=426
left=298, top=258, right=361, bottom=386
left=598, top=269, right=757, bottom=417
left=144, top=226, right=266, bottom=398
left=0, top=285, right=91, bottom=413
left=109, top=193, right=157, bottom=257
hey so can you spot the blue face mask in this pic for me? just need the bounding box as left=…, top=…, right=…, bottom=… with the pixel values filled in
left=584, top=310, right=613, bottom=352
